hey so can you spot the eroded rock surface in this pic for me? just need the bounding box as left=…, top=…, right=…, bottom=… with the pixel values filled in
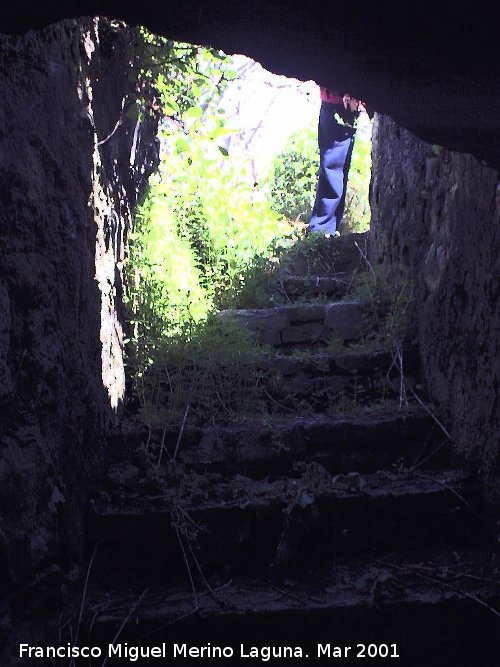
left=370, top=114, right=500, bottom=507
left=0, top=19, right=158, bottom=592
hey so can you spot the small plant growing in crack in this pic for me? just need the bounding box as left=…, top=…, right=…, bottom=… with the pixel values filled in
left=326, top=333, right=345, bottom=354
left=270, top=431, right=290, bottom=454
left=348, top=266, right=414, bottom=350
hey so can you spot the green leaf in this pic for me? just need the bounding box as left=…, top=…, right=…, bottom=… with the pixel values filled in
left=218, top=146, right=229, bottom=157
left=163, top=103, right=180, bottom=116
left=175, top=136, right=191, bottom=153
left=208, top=126, right=235, bottom=140
left=184, top=106, right=204, bottom=120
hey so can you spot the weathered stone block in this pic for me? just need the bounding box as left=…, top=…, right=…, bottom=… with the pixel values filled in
left=220, top=307, right=290, bottom=333
left=370, top=114, right=500, bottom=507
left=281, top=323, right=329, bottom=344
left=259, top=329, right=282, bottom=345
left=286, top=303, right=325, bottom=323
left=324, top=302, right=364, bottom=340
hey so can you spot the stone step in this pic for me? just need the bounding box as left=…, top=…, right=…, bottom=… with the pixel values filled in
left=265, top=372, right=390, bottom=411
left=271, top=346, right=421, bottom=378
left=81, top=547, right=500, bottom=665
left=276, top=274, right=353, bottom=300
left=86, top=470, right=483, bottom=586
left=146, top=347, right=423, bottom=422
left=219, top=301, right=364, bottom=346
left=281, top=231, right=369, bottom=277
left=110, top=406, right=447, bottom=479
left=163, top=406, right=446, bottom=476
left=265, top=347, right=423, bottom=409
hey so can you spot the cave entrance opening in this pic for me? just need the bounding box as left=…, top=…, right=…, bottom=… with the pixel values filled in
left=124, top=32, right=372, bottom=426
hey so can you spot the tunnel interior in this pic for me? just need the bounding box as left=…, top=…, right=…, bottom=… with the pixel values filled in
left=0, top=4, right=499, bottom=664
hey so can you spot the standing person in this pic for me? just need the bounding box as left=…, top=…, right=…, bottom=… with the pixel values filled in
left=309, top=87, right=364, bottom=235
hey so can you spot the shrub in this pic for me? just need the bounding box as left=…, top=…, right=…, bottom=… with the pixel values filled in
left=269, top=126, right=318, bottom=223
left=136, top=315, right=276, bottom=427
left=124, top=40, right=288, bottom=395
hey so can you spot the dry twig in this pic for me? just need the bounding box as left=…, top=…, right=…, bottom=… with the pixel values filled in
left=173, top=518, right=199, bottom=610
left=174, top=404, right=190, bottom=459
left=101, top=590, right=148, bottom=667
left=354, top=240, right=377, bottom=281
left=69, top=546, right=98, bottom=667
left=387, top=562, right=500, bottom=620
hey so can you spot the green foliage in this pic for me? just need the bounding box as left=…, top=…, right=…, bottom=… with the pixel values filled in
left=136, top=316, right=275, bottom=427
left=124, top=37, right=289, bottom=413
left=342, top=113, right=372, bottom=232
left=226, top=252, right=281, bottom=309
left=130, top=30, right=235, bottom=123
left=222, top=229, right=342, bottom=309
left=276, top=232, right=342, bottom=276
left=127, top=113, right=288, bottom=328
left=269, top=126, right=318, bottom=223
left=125, top=32, right=375, bottom=429
left=349, top=266, right=414, bottom=348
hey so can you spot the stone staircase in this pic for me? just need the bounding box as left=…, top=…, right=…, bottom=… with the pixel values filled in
left=219, top=301, right=364, bottom=346
left=78, top=233, right=500, bottom=665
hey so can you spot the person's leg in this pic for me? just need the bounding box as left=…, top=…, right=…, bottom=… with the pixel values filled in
left=309, top=103, right=356, bottom=235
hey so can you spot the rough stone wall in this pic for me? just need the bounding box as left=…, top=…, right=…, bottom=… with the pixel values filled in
left=0, top=18, right=158, bottom=592
left=370, top=114, right=500, bottom=507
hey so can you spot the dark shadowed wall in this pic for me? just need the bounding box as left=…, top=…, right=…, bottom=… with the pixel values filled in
left=370, top=114, right=500, bottom=509
left=0, top=18, right=157, bottom=590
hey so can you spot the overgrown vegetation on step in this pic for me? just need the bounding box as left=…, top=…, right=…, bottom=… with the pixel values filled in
left=124, top=33, right=374, bottom=429
left=136, top=316, right=277, bottom=427
left=347, top=264, right=414, bottom=348
left=125, top=34, right=288, bottom=380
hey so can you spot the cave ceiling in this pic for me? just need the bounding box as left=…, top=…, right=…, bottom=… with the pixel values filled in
left=1, top=0, right=499, bottom=168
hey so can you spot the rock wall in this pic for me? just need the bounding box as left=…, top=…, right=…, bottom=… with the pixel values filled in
left=370, top=114, right=500, bottom=507
left=0, top=18, right=158, bottom=593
